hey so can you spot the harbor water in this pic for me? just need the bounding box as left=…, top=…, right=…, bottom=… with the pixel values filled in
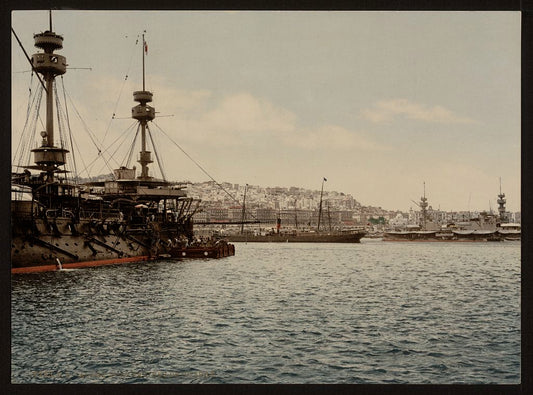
left=11, top=240, right=520, bottom=384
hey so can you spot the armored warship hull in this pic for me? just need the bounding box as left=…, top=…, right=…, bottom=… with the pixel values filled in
left=11, top=16, right=234, bottom=273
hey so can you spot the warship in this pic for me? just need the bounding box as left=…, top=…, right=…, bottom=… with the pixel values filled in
left=383, top=182, right=518, bottom=242
left=11, top=17, right=234, bottom=273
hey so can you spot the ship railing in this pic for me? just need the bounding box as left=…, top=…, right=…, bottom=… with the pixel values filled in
left=33, top=138, right=68, bottom=149
left=78, top=208, right=124, bottom=221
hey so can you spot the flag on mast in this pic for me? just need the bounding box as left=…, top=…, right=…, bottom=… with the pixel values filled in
left=144, top=41, right=148, bottom=54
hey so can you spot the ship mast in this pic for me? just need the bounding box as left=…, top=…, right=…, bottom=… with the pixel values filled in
left=294, top=199, right=298, bottom=229
left=317, top=177, right=326, bottom=232
left=497, top=177, right=507, bottom=222
left=29, top=11, right=69, bottom=181
left=132, top=33, right=155, bottom=180
left=419, top=181, right=428, bottom=230
left=240, top=184, right=248, bottom=234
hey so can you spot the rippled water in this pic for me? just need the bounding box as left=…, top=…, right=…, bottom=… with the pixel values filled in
left=11, top=240, right=520, bottom=384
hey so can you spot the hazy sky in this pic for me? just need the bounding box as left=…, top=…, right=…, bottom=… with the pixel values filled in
left=11, top=10, right=521, bottom=212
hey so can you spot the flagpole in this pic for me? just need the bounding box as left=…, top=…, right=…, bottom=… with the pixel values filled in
left=142, top=33, right=145, bottom=91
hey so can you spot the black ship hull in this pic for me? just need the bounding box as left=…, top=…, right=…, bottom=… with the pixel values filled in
left=227, top=232, right=366, bottom=243
left=11, top=210, right=234, bottom=273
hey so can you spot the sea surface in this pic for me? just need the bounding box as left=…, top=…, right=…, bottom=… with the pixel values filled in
left=11, top=240, right=521, bottom=384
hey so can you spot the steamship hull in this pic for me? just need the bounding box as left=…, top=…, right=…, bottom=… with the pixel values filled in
left=227, top=231, right=366, bottom=243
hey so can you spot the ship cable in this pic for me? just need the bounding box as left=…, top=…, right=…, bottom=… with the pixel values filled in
left=14, top=78, right=44, bottom=171
left=63, top=88, right=137, bottom=178
left=81, top=121, right=137, bottom=178
left=54, top=81, right=72, bottom=178
left=146, top=124, right=167, bottom=181
left=53, top=81, right=68, bottom=167
left=63, top=88, right=109, bottom=166
left=13, top=71, right=35, bottom=165
left=11, top=27, right=47, bottom=93
left=60, top=76, right=79, bottom=184
left=94, top=121, right=140, bottom=177
left=101, top=34, right=141, bottom=146
left=152, top=121, right=259, bottom=221
left=22, top=85, right=45, bottom=170
left=124, top=124, right=141, bottom=169
left=85, top=121, right=138, bottom=179
left=153, top=121, right=241, bottom=204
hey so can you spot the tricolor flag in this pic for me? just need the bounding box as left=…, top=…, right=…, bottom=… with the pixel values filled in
left=144, top=41, right=148, bottom=54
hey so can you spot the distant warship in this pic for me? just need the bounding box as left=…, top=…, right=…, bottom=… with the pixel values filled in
left=383, top=182, right=518, bottom=242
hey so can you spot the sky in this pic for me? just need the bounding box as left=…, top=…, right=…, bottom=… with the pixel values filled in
left=11, top=10, right=521, bottom=212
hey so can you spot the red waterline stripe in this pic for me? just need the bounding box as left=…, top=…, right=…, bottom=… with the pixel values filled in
left=11, top=256, right=154, bottom=274
left=382, top=239, right=488, bottom=242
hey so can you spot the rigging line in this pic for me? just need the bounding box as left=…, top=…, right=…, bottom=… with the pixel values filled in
left=102, top=35, right=140, bottom=145
left=152, top=121, right=253, bottom=216
left=63, top=89, right=121, bottom=175
left=14, top=75, right=37, bottom=165
left=19, top=85, right=44, bottom=170
left=106, top=121, right=138, bottom=168
left=101, top=122, right=137, bottom=173
left=125, top=124, right=140, bottom=168
left=146, top=124, right=166, bottom=181
left=81, top=121, right=137, bottom=178
left=34, top=80, right=46, bottom=133
left=63, top=89, right=104, bottom=155
left=90, top=121, right=138, bottom=177
left=79, top=120, right=137, bottom=175
left=17, top=90, right=37, bottom=168
left=24, top=72, right=34, bottom=126
left=60, top=76, right=79, bottom=184
left=71, top=135, right=88, bottom=179
left=55, top=83, right=74, bottom=182
left=125, top=124, right=141, bottom=167
left=71, top=119, right=108, bottom=182
left=54, top=82, right=65, bottom=148
left=11, top=27, right=47, bottom=93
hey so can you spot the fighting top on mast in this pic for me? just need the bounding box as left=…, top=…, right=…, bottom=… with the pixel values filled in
left=497, top=177, right=507, bottom=222
left=131, top=33, right=156, bottom=180
left=29, top=12, right=69, bottom=176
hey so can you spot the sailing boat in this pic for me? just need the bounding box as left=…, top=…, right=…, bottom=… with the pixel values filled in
left=227, top=178, right=366, bottom=243
left=11, top=16, right=233, bottom=273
